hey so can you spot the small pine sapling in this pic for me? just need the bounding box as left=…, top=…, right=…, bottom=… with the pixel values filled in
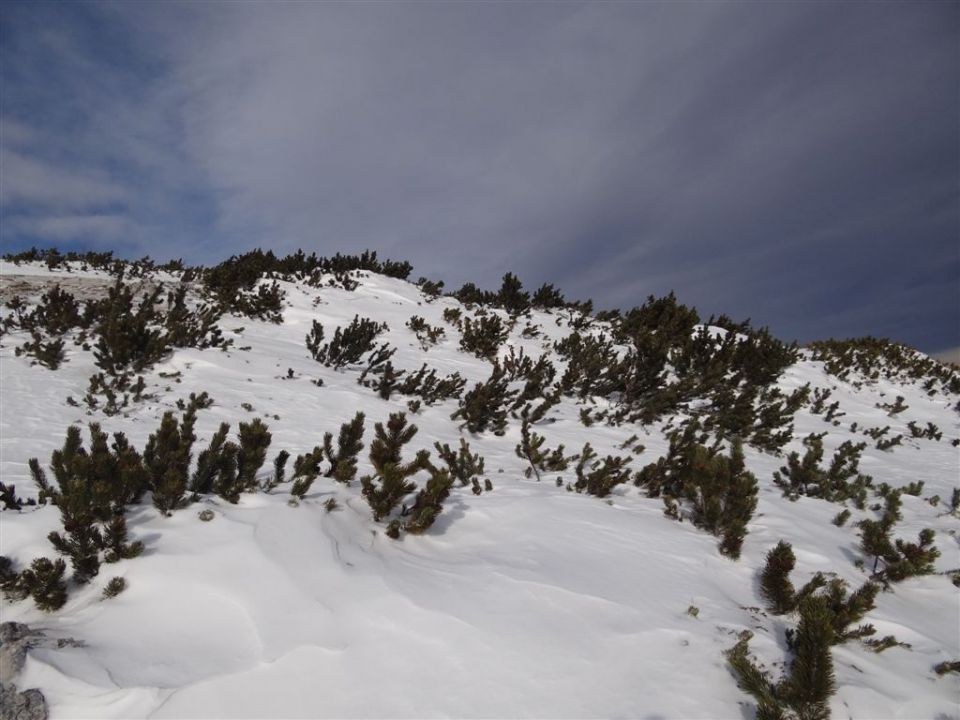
left=403, top=468, right=455, bottom=535
left=236, top=418, right=272, bottom=491
left=144, top=409, right=198, bottom=515
left=434, top=438, right=485, bottom=486
left=324, top=412, right=366, bottom=483
left=268, top=450, right=291, bottom=491
left=361, top=413, right=428, bottom=521
left=760, top=541, right=798, bottom=615
left=290, top=446, right=324, bottom=500
left=102, top=576, right=127, bottom=599
left=515, top=408, right=569, bottom=481
left=16, top=557, right=69, bottom=612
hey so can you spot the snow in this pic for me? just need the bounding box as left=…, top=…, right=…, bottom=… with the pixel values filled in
left=1, top=261, right=958, bottom=719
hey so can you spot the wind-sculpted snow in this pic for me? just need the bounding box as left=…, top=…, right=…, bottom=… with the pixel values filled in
left=0, top=260, right=957, bottom=718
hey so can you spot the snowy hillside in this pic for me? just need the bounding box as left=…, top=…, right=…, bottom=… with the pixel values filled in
left=0, top=252, right=957, bottom=719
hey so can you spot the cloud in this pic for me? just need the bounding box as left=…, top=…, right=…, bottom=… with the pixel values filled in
left=5, top=213, right=130, bottom=241
left=1, top=2, right=957, bottom=352
left=0, top=147, right=128, bottom=210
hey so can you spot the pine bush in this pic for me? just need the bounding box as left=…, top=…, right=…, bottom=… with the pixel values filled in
left=323, top=412, right=366, bottom=483
left=144, top=409, right=198, bottom=515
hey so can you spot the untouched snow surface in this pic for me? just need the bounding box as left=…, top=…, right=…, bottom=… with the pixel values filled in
left=0, top=261, right=958, bottom=719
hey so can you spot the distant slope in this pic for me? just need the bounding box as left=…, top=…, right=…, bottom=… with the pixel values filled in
left=0, top=253, right=957, bottom=719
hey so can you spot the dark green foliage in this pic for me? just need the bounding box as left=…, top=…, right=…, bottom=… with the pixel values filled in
left=501, top=348, right=557, bottom=409
left=324, top=412, right=366, bottom=483
left=934, top=661, right=960, bottom=676
left=32, top=285, right=83, bottom=334
left=0, top=481, right=24, bottom=510
left=831, top=509, right=851, bottom=527
left=555, top=331, right=624, bottom=399
left=875, top=434, right=902, bottom=452
left=188, top=419, right=271, bottom=502
left=452, top=362, right=517, bottom=435
left=884, top=529, right=939, bottom=582
left=190, top=423, right=231, bottom=495
left=858, top=487, right=939, bottom=581
left=368, top=413, right=418, bottom=472
left=760, top=543, right=880, bottom=647
left=407, top=315, right=445, bottom=350
left=396, top=364, right=466, bottom=405
left=307, top=316, right=388, bottom=368
left=441, top=308, right=462, bottom=327
left=452, top=282, right=490, bottom=306
left=817, top=579, right=879, bottom=643
left=809, top=388, right=832, bottom=415
left=773, top=436, right=871, bottom=506
left=876, top=395, right=908, bottom=416
left=16, top=332, right=66, bottom=369
left=403, top=468, right=455, bottom=535
left=496, top=272, right=530, bottom=314
left=236, top=418, right=272, bottom=490
left=459, top=314, right=509, bottom=360
left=434, top=438, right=485, bottom=486
left=363, top=360, right=404, bottom=400
left=361, top=454, right=425, bottom=521
left=531, top=283, right=566, bottom=309
left=361, top=413, right=428, bottom=521
left=270, top=450, right=291, bottom=490
left=636, top=428, right=757, bottom=557
left=14, top=557, right=69, bottom=612
left=144, top=409, right=197, bottom=515
left=810, top=337, right=960, bottom=396
left=290, top=446, right=324, bottom=500
left=416, top=278, right=445, bottom=301
left=906, top=421, right=941, bottom=441
left=102, top=576, right=127, bottom=599
left=863, top=636, right=910, bottom=653
left=199, top=250, right=287, bottom=322
left=176, top=391, right=214, bottom=412
left=683, top=440, right=757, bottom=559
left=40, top=424, right=147, bottom=582
left=573, top=444, right=632, bottom=498
left=91, top=279, right=171, bottom=375
left=0, top=556, right=20, bottom=600
left=900, top=480, right=923, bottom=497
left=783, top=596, right=836, bottom=718
left=728, top=596, right=836, bottom=720
left=163, top=285, right=227, bottom=348
left=515, top=408, right=569, bottom=481
left=761, top=541, right=799, bottom=615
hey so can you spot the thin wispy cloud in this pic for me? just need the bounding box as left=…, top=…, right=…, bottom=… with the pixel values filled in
left=1, top=1, right=956, bottom=352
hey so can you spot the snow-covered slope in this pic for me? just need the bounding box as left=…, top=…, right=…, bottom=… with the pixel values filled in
left=1, top=260, right=957, bottom=719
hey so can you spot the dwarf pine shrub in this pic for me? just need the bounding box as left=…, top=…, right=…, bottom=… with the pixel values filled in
left=760, top=541, right=800, bottom=615
left=361, top=413, right=428, bottom=521
left=452, top=362, right=517, bottom=435
left=773, top=436, right=871, bottom=506
left=573, top=444, right=632, bottom=498
left=434, top=438, right=485, bottom=487
left=324, top=412, right=366, bottom=483
left=307, top=316, right=387, bottom=368
left=12, top=557, right=69, bottom=612
left=459, top=314, right=509, bottom=360
left=403, top=468, right=455, bottom=535
left=144, top=409, right=198, bottom=515
left=407, top=315, right=445, bottom=350
left=290, top=446, right=324, bottom=500
left=38, top=424, right=147, bottom=583
left=728, top=596, right=836, bottom=720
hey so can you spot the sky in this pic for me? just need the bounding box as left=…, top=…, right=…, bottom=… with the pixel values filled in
left=1, top=1, right=957, bottom=354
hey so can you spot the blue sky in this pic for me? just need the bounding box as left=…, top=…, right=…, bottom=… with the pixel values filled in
left=1, top=1, right=957, bottom=353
